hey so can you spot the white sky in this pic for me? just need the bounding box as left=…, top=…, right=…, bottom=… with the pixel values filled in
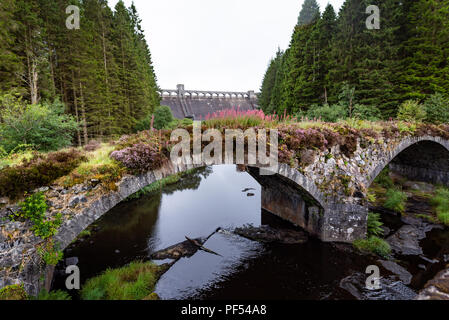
left=108, top=0, right=344, bottom=92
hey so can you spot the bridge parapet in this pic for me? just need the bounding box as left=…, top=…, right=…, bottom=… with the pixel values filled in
left=158, top=84, right=257, bottom=100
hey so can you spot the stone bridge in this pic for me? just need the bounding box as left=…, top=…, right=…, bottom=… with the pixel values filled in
left=1, top=133, right=449, bottom=295
left=159, top=84, right=258, bottom=119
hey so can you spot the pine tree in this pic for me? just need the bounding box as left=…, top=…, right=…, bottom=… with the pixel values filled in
left=270, top=50, right=288, bottom=114
left=328, top=0, right=404, bottom=117
left=0, top=0, right=22, bottom=93
left=298, top=0, right=320, bottom=26
left=259, top=48, right=283, bottom=113
left=318, top=4, right=337, bottom=105
left=13, top=0, right=48, bottom=104
left=399, top=0, right=449, bottom=100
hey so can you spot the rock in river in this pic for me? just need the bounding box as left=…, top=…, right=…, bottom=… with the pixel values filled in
left=378, top=260, right=413, bottom=285
left=340, top=272, right=417, bottom=300
left=234, top=225, right=308, bottom=244
left=416, top=268, right=449, bottom=300
left=386, top=225, right=426, bottom=256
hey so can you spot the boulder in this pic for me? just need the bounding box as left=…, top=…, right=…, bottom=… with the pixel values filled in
left=378, top=260, right=413, bottom=285
left=386, top=225, right=425, bottom=256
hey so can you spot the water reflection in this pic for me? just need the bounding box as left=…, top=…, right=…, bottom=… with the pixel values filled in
left=55, top=165, right=262, bottom=289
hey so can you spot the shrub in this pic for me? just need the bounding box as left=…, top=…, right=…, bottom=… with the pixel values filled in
left=10, top=193, right=62, bottom=239
left=80, top=261, right=162, bottom=300
left=353, top=236, right=391, bottom=258
left=0, top=148, right=86, bottom=199
left=37, top=240, right=64, bottom=266
left=203, top=108, right=271, bottom=129
left=181, top=118, right=194, bottom=126
left=153, top=106, right=174, bottom=130
left=9, top=144, right=36, bottom=155
left=384, top=188, right=408, bottom=213
left=367, top=212, right=384, bottom=237
left=0, top=284, right=28, bottom=300
left=110, top=143, right=165, bottom=173
left=306, top=103, right=347, bottom=122
left=0, top=94, right=78, bottom=152
left=397, top=100, right=427, bottom=122
left=83, top=140, right=101, bottom=152
left=352, top=104, right=381, bottom=121
left=35, top=289, right=71, bottom=300
left=134, top=114, right=153, bottom=132
left=424, top=93, right=449, bottom=124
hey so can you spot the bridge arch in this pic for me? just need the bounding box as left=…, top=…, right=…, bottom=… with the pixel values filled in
left=365, top=136, right=449, bottom=188
left=53, top=162, right=327, bottom=252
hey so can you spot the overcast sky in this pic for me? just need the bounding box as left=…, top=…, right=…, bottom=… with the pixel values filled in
left=108, top=0, right=344, bottom=92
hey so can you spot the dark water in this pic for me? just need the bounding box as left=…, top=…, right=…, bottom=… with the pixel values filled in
left=52, top=165, right=448, bottom=300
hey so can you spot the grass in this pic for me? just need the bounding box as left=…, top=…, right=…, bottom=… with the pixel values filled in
left=430, top=188, right=449, bottom=226
left=78, top=229, right=92, bottom=238
left=0, top=150, right=34, bottom=170
left=58, top=143, right=124, bottom=189
left=353, top=236, right=391, bottom=258
left=80, top=261, right=163, bottom=300
left=384, top=188, right=408, bottom=213
left=67, top=144, right=116, bottom=177
left=338, top=119, right=385, bottom=132
left=34, top=289, right=71, bottom=300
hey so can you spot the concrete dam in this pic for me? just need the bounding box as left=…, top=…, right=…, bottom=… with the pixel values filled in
left=159, top=84, right=259, bottom=119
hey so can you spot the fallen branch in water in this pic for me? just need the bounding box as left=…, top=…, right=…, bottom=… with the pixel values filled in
left=150, top=228, right=222, bottom=261
left=185, top=236, right=222, bottom=257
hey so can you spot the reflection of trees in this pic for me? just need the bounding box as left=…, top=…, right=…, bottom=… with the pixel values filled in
left=96, top=193, right=162, bottom=233
left=84, top=167, right=213, bottom=234
left=163, top=166, right=213, bottom=195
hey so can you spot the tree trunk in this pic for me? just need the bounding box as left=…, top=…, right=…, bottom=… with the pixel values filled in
left=324, top=87, right=328, bottom=104
left=25, top=25, right=39, bottom=104
left=79, top=78, right=89, bottom=145
left=72, top=71, right=81, bottom=147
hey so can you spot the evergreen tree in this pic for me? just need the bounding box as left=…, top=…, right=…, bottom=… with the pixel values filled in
left=399, top=0, right=449, bottom=100
left=325, top=0, right=404, bottom=117
left=259, top=48, right=283, bottom=112
left=0, top=0, right=22, bottom=93
left=13, top=0, right=48, bottom=104
left=269, top=50, right=288, bottom=114
left=298, top=0, right=320, bottom=26
left=318, top=4, right=337, bottom=105
left=0, top=0, right=160, bottom=143
left=111, top=0, right=159, bottom=134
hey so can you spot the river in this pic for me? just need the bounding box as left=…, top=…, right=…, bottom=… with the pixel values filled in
left=51, top=165, right=449, bottom=300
